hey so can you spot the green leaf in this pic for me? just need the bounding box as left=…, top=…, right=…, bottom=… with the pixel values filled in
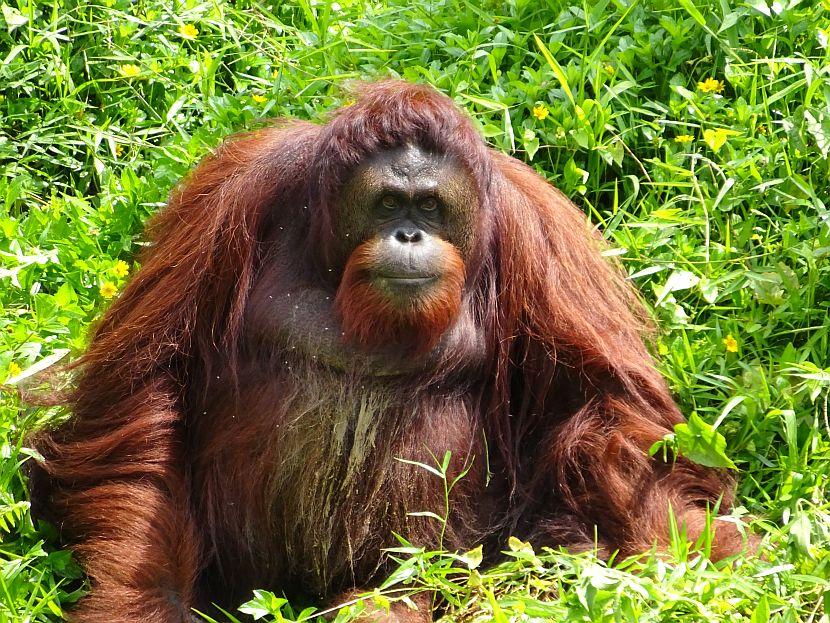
left=673, top=413, right=737, bottom=469
left=394, top=457, right=444, bottom=478
left=485, top=589, right=509, bottom=623
left=699, top=277, right=719, bottom=304
left=54, top=283, right=77, bottom=308
left=522, top=128, right=540, bottom=161
left=459, top=544, right=484, bottom=569
left=751, top=595, right=770, bottom=623
left=238, top=590, right=287, bottom=619
left=507, top=536, right=534, bottom=554
left=748, top=0, right=771, bottom=16
left=533, top=34, right=575, bottom=107
left=564, top=158, right=589, bottom=194
left=379, top=559, right=418, bottom=589
left=677, top=0, right=707, bottom=26
left=703, top=128, right=740, bottom=152
left=407, top=511, right=445, bottom=522
left=655, top=270, right=700, bottom=306
left=1, top=4, right=28, bottom=31
left=790, top=512, right=812, bottom=554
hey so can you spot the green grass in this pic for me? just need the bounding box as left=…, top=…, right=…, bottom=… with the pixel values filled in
left=1, top=0, right=828, bottom=621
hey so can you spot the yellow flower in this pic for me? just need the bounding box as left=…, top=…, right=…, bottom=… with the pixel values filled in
left=722, top=334, right=738, bottom=353
left=757, top=124, right=767, bottom=135
left=532, top=104, right=550, bottom=121
left=118, top=64, right=141, bottom=78
left=6, top=361, right=22, bottom=379
left=178, top=23, right=199, bottom=39
left=115, top=144, right=124, bottom=157
left=252, top=93, right=267, bottom=104
left=697, top=77, right=725, bottom=94
left=674, top=134, right=695, bottom=143
left=603, top=63, right=615, bottom=75
left=100, top=282, right=118, bottom=299
left=703, top=127, right=739, bottom=152
left=113, top=260, right=130, bottom=277
left=751, top=233, right=763, bottom=242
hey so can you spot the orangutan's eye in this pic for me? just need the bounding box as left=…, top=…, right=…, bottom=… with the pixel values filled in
left=420, top=197, right=438, bottom=211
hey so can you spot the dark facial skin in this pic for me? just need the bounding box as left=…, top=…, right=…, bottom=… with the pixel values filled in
left=246, top=144, right=485, bottom=375
left=335, top=145, right=478, bottom=264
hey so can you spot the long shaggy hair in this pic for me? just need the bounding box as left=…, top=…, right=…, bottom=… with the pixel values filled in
left=28, top=81, right=747, bottom=623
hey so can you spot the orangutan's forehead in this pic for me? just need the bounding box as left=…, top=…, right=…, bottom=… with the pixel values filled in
left=385, top=144, right=445, bottom=177
left=347, top=144, right=468, bottom=194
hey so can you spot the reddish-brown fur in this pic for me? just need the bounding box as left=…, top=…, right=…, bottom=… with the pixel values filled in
left=28, top=81, right=749, bottom=623
left=336, top=237, right=465, bottom=351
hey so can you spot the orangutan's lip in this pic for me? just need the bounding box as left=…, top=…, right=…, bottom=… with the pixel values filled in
left=375, top=274, right=438, bottom=286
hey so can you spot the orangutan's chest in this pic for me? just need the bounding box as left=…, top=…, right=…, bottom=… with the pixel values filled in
left=263, top=377, right=486, bottom=592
